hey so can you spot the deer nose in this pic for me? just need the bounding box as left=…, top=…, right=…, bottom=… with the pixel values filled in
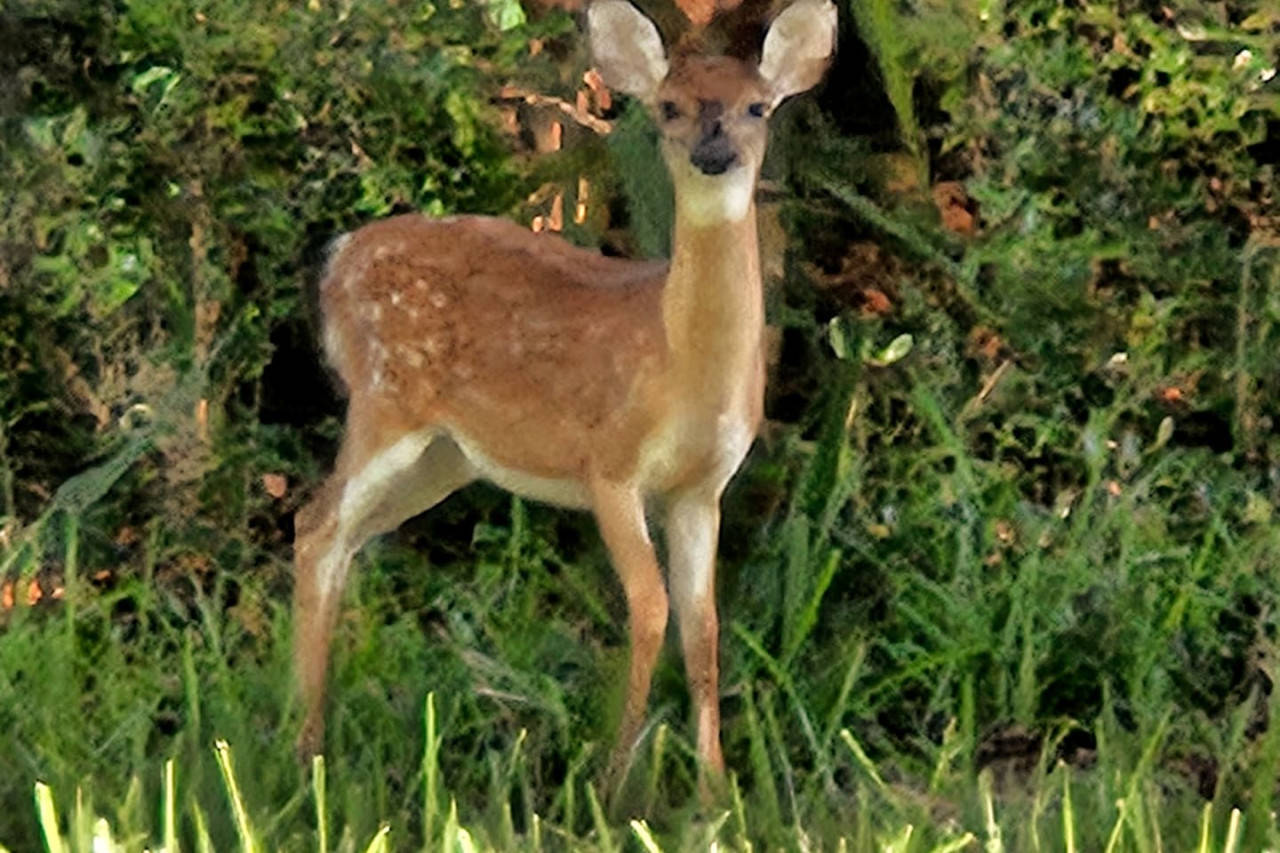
left=690, top=124, right=737, bottom=175
left=690, top=145, right=737, bottom=175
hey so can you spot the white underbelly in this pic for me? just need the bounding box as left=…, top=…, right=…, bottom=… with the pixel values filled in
left=451, top=432, right=591, bottom=509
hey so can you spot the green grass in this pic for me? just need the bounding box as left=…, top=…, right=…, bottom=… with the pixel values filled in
left=3, top=363, right=1279, bottom=850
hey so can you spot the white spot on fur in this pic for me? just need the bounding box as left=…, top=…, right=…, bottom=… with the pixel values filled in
left=401, top=346, right=424, bottom=368
left=391, top=291, right=403, bottom=306
left=430, top=290, right=450, bottom=309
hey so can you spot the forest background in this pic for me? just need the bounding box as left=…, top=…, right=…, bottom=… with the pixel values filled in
left=1, top=0, right=1279, bottom=849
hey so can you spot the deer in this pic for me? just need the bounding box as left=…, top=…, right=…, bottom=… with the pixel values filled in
left=292, top=0, right=837, bottom=797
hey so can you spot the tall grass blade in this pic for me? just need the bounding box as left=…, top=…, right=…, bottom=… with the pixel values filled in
left=423, top=692, right=440, bottom=846
left=72, top=787, right=89, bottom=852
left=978, top=769, right=1004, bottom=853
left=498, top=800, right=516, bottom=852
left=362, top=825, right=390, bottom=853
left=163, top=758, right=178, bottom=853
left=191, top=804, right=214, bottom=853
left=742, top=683, right=781, bottom=830
left=312, top=754, right=328, bottom=853
left=1103, top=800, right=1126, bottom=853
left=442, top=799, right=460, bottom=853
left=182, top=632, right=202, bottom=742
left=928, top=718, right=961, bottom=795
left=644, top=723, right=668, bottom=816
left=1196, top=802, right=1211, bottom=853
left=1062, top=766, right=1076, bottom=853
left=840, top=729, right=886, bottom=793
left=585, top=783, right=615, bottom=853
left=783, top=547, right=841, bottom=670
left=697, top=811, right=730, bottom=850
left=213, top=740, right=259, bottom=853
left=931, top=833, right=977, bottom=853
left=630, top=820, right=662, bottom=853
left=759, top=687, right=798, bottom=820
left=882, top=823, right=913, bottom=853
left=780, top=518, right=810, bottom=669
left=34, top=782, right=66, bottom=853
left=91, top=818, right=116, bottom=853
left=1223, top=808, right=1242, bottom=853
left=729, top=773, right=752, bottom=853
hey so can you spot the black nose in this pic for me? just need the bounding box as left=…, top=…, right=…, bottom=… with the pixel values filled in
left=690, top=136, right=737, bottom=175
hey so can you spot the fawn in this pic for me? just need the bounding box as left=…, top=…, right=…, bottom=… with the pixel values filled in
left=293, top=0, right=837, bottom=794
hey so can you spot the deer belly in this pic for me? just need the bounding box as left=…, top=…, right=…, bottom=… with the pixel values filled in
left=450, top=431, right=592, bottom=509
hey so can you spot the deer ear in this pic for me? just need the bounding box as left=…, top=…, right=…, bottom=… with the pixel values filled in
left=588, top=0, right=669, bottom=101
left=758, top=0, right=837, bottom=106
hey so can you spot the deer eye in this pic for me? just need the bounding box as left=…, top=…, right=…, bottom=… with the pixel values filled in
left=660, top=100, right=681, bottom=121
left=747, top=102, right=767, bottom=118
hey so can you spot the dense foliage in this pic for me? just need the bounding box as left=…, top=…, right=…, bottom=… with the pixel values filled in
left=1, top=0, right=1278, bottom=849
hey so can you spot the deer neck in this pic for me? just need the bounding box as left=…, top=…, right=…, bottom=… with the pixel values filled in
left=660, top=193, right=764, bottom=404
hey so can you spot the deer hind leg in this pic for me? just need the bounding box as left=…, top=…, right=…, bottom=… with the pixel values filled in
left=294, top=427, right=473, bottom=762
left=665, top=489, right=727, bottom=801
left=590, top=479, right=669, bottom=796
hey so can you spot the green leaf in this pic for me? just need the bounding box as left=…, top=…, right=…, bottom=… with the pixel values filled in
left=482, top=0, right=526, bottom=32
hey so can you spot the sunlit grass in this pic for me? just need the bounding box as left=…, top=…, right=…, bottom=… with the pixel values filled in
left=19, top=698, right=1261, bottom=851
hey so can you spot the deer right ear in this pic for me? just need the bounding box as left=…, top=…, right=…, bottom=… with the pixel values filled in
left=759, top=0, right=837, bottom=106
left=588, top=0, right=668, bottom=101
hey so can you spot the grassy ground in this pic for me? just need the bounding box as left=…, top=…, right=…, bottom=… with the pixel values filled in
left=3, top=361, right=1280, bottom=850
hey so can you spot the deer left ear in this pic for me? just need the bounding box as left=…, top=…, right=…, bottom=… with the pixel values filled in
left=758, top=0, right=837, bottom=107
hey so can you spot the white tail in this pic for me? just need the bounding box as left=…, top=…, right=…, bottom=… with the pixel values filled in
left=294, top=0, right=837, bottom=795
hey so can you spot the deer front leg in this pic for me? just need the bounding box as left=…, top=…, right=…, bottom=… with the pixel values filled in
left=665, top=489, right=726, bottom=799
left=591, top=479, right=669, bottom=796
